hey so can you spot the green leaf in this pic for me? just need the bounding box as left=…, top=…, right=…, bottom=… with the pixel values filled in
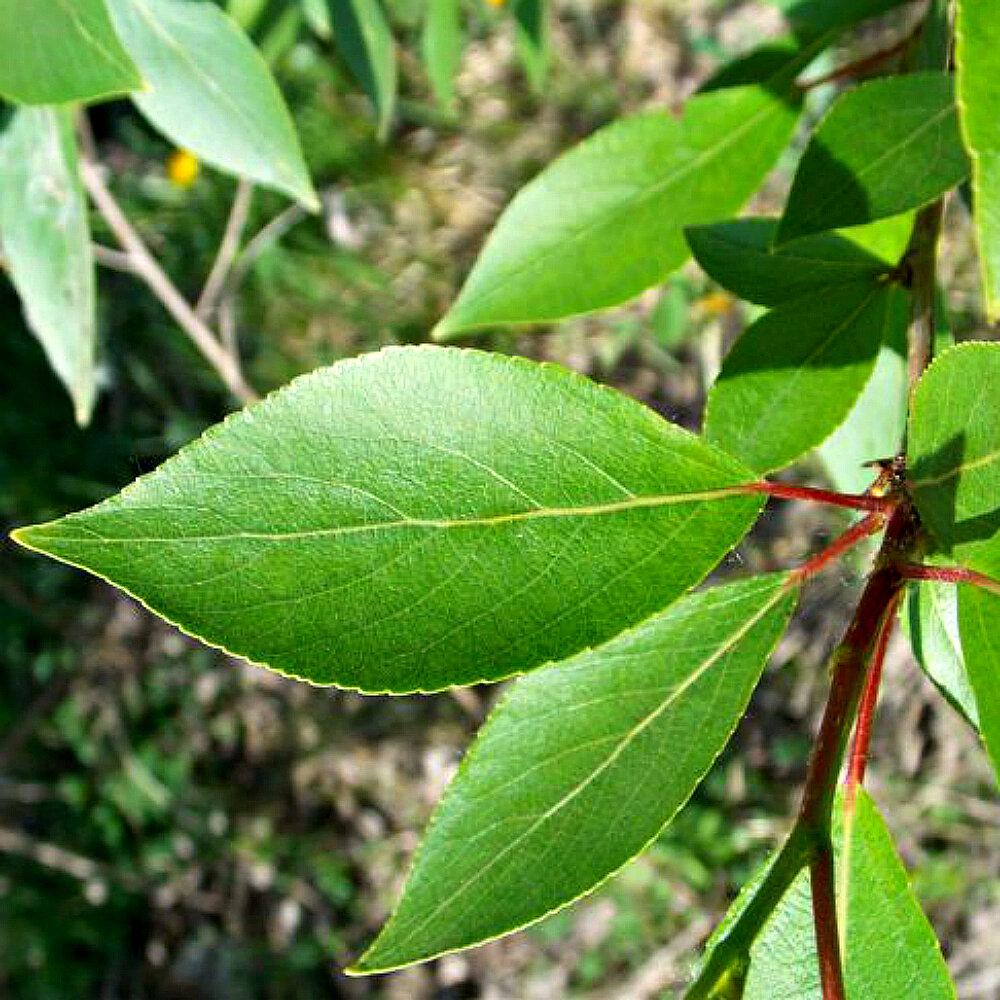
left=0, top=0, right=142, bottom=104
left=704, top=283, right=903, bottom=475
left=957, top=537, right=1000, bottom=789
left=0, top=107, right=97, bottom=426
left=421, top=0, right=462, bottom=110
left=12, top=347, right=763, bottom=694
left=106, top=0, right=317, bottom=208
left=905, top=580, right=979, bottom=729
left=742, top=790, right=955, bottom=1000
left=685, top=218, right=890, bottom=308
left=909, top=343, right=1000, bottom=554
left=767, top=0, right=914, bottom=36
left=956, top=0, right=1000, bottom=321
left=513, top=0, right=547, bottom=91
left=329, top=0, right=398, bottom=140
left=352, top=573, right=797, bottom=974
left=777, top=73, right=969, bottom=244
left=433, top=80, right=803, bottom=337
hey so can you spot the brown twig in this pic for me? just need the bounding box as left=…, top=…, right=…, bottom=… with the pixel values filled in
left=196, top=179, right=254, bottom=321
left=903, top=199, right=945, bottom=392
left=78, top=157, right=258, bottom=406
left=797, top=33, right=912, bottom=91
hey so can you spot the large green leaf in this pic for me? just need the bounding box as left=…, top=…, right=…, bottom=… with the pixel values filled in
left=0, top=0, right=141, bottom=104
left=329, top=0, right=397, bottom=139
left=12, top=347, right=763, bottom=694
left=432, top=80, right=802, bottom=338
left=956, top=0, right=1000, bottom=322
left=909, top=343, right=1000, bottom=554
left=421, top=0, right=461, bottom=110
left=777, top=73, right=969, bottom=244
left=685, top=219, right=890, bottom=308
left=906, top=580, right=979, bottom=729
left=106, top=0, right=317, bottom=208
left=704, top=283, right=903, bottom=475
left=352, top=574, right=797, bottom=973
left=742, top=790, right=955, bottom=999
left=0, top=108, right=97, bottom=426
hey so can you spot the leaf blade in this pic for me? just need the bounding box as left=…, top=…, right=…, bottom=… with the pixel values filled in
left=106, top=0, right=317, bottom=208
left=13, top=347, right=763, bottom=694
left=352, top=573, right=797, bottom=973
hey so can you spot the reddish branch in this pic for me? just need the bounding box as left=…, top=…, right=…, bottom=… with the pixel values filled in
left=791, top=512, right=886, bottom=582
left=745, top=480, right=896, bottom=514
left=900, top=563, right=1000, bottom=597
left=811, top=845, right=847, bottom=1000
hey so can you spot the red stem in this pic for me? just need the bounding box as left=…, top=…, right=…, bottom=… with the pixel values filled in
left=811, top=845, right=847, bottom=1000
left=791, top=513, right=886, bottom=582
left=745, top=481, right=896, bottom=514
left=899, top=563, right=1000, bottom=597
left=797, top=35, right=910, bottom=91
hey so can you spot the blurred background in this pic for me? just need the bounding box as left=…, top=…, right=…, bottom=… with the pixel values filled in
left=2, top=1, right=999, bottom=997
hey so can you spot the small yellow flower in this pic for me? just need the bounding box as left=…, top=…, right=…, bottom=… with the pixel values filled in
left=696, top=290, right=736, bottom=317
left=485, top=0, right=508, bottom=6
left=166, top=148, right=199, bottom=189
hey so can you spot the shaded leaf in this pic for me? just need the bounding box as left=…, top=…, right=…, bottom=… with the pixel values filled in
left=0, top=0, right=141, bottom=104
left=685, top=218, right=890, bottom=308
left=909, top=343, right=1000, bottom=554
left=777, top=73, right=969, bottom=244
left=0, top=107, right=97, bottom=425
left=767, top=0, right=914, bottom=36
left=433, top=79, right=803, bottom=337
left=704, top=283, right=903, bottom=474
left=352, top=574, right=797, bottom=973
left=513, top=0, right=547, bottom=90
left=956, top=0, right=1000, bottom=321
left=742, top=790, right=955, bottom=999
left=329, top=0, right=397, bottom=139
left=106, top=0, right=317, bottom=208
left=13, top=347, right=763, bottom=694
left=421, top=0, right=462, bottom=109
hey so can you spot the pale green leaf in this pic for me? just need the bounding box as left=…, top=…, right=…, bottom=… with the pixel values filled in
left=12, top=347, right=763, bottom=694
left=909, top=343, right=1000, bottom=554
left=352, top=574, right=797, bottom=973
left=0, top=107, right=97, bottom=425
left=704, top=284, right=904, bottom=475
left=421, top=0, right=462, bottom=109
left=329, top=0, right=398, bottom=139
left=685, top=218, right=890, bottom=308
left=956, top=0, right=1000, bottom=321
left=106, top=0, right=317, bottom=208
left=742, top=790, right=955, bottom=1000
left=0, top=0, right=142, bottom=104
left=777, top=73, right=969, bottom=244
left=433, top=81, right=803, bottom=337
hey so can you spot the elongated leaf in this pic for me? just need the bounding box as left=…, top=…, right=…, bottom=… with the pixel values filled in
left=513, top=0, right=547, bottom=90
left=906, top=580, right=979, bottom=728
left=742, top=791, right=954, bottom=1000
left=909, top=343, right=1000, bottom=554
left=329, top=0, right=398, bottom=139
left=685, top=219, right=889, bottom=308
left=352, top=574, right=797, bottom=973
left=704, top=283, right=903, bottom=474
left=433, top=80, right=803, bottom=337
left=0, top=0, right=141, bottom=104
left=777, top=73, right=969, bottom=244
left=0, top=108, right=97, bottom=426
left=767, top=0, right=914, bottom=35
left=106, top=0, right=317, bottom=208
left=422, top=0, right=462, bottom=109
left=12, top=347, right=763, bottom=694
left=956, top=0, right=1000, bottom=321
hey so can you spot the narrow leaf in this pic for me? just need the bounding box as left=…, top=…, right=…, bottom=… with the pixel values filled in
left=685, top=218, right=890, bottom=308
left=352, top=574, right=797, bottom=974
left=0, top=0, right=142, bottom=104
left=0, top=108, right=97, bottom=425
left=742, top=790, right=955, bottom=999
left=704, top=284, right=903, bottom=475
left=433, top=80, right=803, bottom=337
left=329, top=0, right=398, bottom=140
left=777, top=73, right=969, bottom=244
left=106, top=0, right=317, bottom=208
left=956, top=0, right=1000, bottom=321
left=421, top=0, right=462, bottom=109
left=905, top=580, right=979, bottom=729
left=12, top=347, right=763, bottom=694
left=909, top=343, right=1000, bottom=554
left=513, top=0, right=547, bottom=90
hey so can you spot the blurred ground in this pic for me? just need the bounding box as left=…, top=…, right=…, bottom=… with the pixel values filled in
left=2, top=1, right=999, bottom=998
